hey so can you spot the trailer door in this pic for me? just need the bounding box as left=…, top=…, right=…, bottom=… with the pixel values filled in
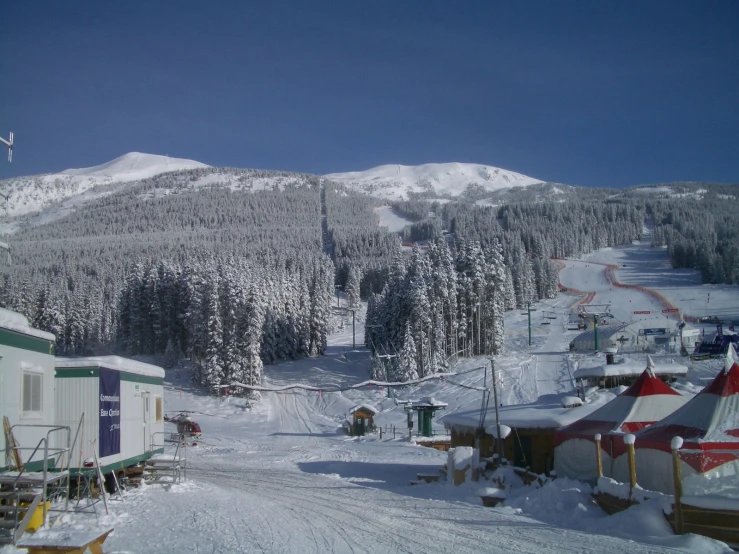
left=142, top=392, right=151, bottom=453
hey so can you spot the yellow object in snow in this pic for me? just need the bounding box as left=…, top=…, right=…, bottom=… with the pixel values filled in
left=20, top=501, right=50, bottom=532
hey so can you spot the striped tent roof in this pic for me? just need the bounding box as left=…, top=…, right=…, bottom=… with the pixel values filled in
left=633, top=346, right=739, bottom=473
left=555, top=357, right=687, bottom=446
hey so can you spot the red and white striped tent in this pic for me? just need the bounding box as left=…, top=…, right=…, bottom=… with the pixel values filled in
left=554, top=357, right=687, bottom=482
left=619, top=346, right=739, bottom=494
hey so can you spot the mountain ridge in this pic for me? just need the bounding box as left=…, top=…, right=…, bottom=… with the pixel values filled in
left=325, top=161, right=544, bottom=200
left=0, top=152, right=209, bottom=221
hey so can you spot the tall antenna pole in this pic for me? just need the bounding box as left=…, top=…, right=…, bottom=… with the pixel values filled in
left=0, top=131, right=13, bottom=162
left=0, top=131, right=13, bottom=264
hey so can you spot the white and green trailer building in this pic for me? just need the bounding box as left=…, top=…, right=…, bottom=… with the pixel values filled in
left=54, top=356, right=165, bottom=475
left=0, top=307, right=57, bottom=472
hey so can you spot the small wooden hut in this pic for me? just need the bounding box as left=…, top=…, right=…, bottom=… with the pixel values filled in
left=346, top=404, right=378, bottom=437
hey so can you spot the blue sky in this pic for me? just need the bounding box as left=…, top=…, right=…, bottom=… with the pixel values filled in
left=0, top=1, right=737, bottom=187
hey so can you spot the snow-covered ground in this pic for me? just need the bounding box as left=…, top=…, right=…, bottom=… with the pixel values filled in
left=581, top=241, right=739, bottom=322
left=374, top=206, right=415, bottom=233
left=4, top=238, right=734, bottom=553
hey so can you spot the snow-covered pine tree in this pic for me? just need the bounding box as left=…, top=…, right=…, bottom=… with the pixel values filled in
left=345, top=264, right=361, bottom=309
left=393, top=321, right=419, bottom=382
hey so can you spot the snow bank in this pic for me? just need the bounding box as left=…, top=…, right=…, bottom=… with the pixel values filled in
left=447, top=446, right=475, bottom=485
left=595, top=476, right=664, bottom=503
left=503, top=477, right=731, bottom=552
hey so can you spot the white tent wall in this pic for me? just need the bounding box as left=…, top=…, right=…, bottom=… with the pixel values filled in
left=611, top=448, right=739, bottom=498
left=553, top=439, right=613, bottom=482
left=611, top=448, right=696, bottom=495
left=682, top=459, right=739, bottom=498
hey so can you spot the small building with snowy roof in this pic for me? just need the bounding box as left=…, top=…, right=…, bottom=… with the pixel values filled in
left=574, top=355, right=688, bottom=389
left=0, top=307, right=57, bottom=471
left=345, top=404, right=378, bottom=437
left=569, top=317, right=681, bottom=354
left=54, top=356, right=165, bottom=475
left=554, top=358, right=687, bottom=482
left=442, top=393, right=615, bottom=475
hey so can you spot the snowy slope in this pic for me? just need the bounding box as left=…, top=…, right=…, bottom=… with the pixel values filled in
left=325, top=162, right=544, bottom=200
left=0, top=152, right=209, bottom=219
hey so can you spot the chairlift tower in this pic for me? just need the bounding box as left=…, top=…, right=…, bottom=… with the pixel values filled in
left=578, top=304, right=613, bottom=351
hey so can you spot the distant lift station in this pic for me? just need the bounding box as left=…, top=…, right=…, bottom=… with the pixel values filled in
left=407, top=397, right=448, bottom=437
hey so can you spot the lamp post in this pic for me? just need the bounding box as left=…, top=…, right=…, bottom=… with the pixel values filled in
left=334, top=284, right=342, bottom=308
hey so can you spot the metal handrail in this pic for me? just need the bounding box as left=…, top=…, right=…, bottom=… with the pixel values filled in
left=148, top=431, right=184, bottom=483
left=4, top=424, right=71, bottom=526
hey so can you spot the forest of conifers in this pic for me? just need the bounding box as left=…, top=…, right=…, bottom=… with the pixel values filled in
left=0, top=166, right=736, bottom=395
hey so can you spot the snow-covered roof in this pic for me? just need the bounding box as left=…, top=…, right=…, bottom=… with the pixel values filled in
left=561, top=396, right=583, bottom=408
left=411, top=397, right=448, bottom=409
left=574, top=358, right=688, bottom=380
left=55, top=355, right=165, bottom=378
left=349, top=404, right=379, bottom=415
left=0, top=307, right=55, bottom=342
left=557, top=368, right=687, bottom=438
left=442, top=392, right=615, bottom=433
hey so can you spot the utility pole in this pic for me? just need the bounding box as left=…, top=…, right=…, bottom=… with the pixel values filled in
left=343, top=307, right=356, bottom=351
left=377, top=354, right=397, bottom=398
left=491, top=357, right=504, bottom=462
left=0, top=131, right=12, bottom=162
left=594, top=314, right=599, bottom=351
left=527, top=301, right=532, bottom=346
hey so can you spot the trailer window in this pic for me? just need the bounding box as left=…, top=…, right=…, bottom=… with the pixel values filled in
left=155, top=397, right=163, bottom=422
left=22, top=372, right=43, bottom=414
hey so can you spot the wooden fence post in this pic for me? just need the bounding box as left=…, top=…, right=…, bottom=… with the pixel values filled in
left=671, top=436, right=684, bottom=535
left=624, top=433, right=637, bottom=500
left=594, top=433, right=603, bottom=479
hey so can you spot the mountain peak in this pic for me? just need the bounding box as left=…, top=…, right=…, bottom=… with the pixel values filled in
left=61, top=152, right=209, bottom=179
left=325, top=162, right=543, bottom=200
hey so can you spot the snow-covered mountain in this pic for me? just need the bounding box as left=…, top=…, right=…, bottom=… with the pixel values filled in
left=0, top=152, right=209, bottom=219
left=325, top=162, right=544, bottom=200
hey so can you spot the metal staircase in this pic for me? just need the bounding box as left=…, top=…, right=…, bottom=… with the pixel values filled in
left=141, top=433, right=185, bottom=485
left=0, top=424, right=72, bottom=546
